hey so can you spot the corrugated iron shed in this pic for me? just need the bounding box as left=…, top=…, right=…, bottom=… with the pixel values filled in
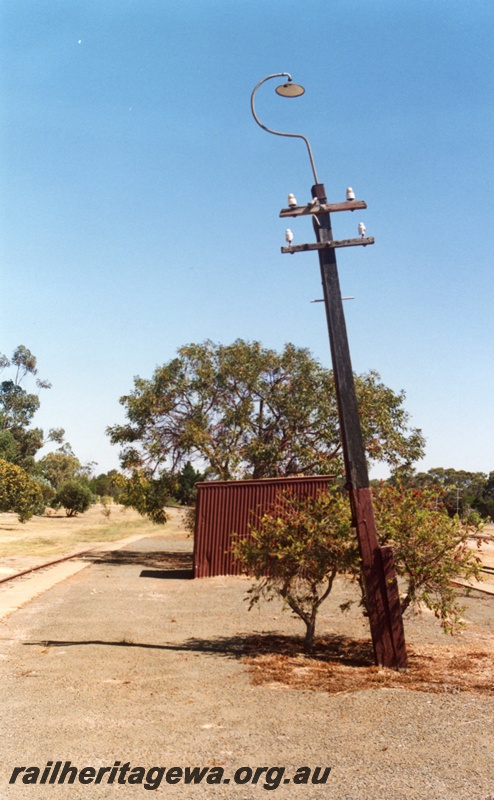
left=193, top=475, right=334, bottom=578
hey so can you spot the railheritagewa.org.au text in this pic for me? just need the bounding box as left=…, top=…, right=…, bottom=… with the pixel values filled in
left=9, top=761, right=332, bottom=791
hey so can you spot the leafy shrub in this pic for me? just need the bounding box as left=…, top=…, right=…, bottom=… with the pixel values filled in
left=32, top=475, right=56, bottom=514
left=100, top=495, right=113, bottom=519
left=0, top=458, right=43, bottom=522
left=118, top=470, right=170, bottom=524
left=53, top=480, right=93, bottom=517
left=183, top=505, right=196, bottom=536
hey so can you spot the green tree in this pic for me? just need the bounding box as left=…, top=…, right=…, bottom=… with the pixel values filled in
left=32, top=475, right=56, bottom=510
left=235, top=484, right=484, bottom=653
left=117, top=470, right=172, bottom=524
left=0, top=430, right=19, bottom=463
left=398, top=467, right=490, bottom=519
left=37, top=448, right=83, bottom=490
left=89, top=469, right=123, bottom=501
left=0, top=346, right=64, bottom=471
left=477, top=471, right=494, bottom=520
left=108, top=340, right=424, bottom=483
left=0, top=458, right=44, bottom=522
left=53, top=480, right=93, bottom=517
left=174, top=461, right=205, bottom=505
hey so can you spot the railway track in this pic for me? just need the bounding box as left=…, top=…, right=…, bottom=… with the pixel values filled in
left=2, top=547, right=494, bottom=591
left=0, top=535, right=156, bottom=621
left=0, top=530, right=161, bottom=592
left=0, top=546, right=108, bottom=587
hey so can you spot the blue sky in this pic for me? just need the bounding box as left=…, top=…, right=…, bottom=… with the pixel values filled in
left=1, top=0, right=493, bottom=478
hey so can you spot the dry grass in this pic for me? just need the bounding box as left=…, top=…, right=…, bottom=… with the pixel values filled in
left=0, top=504, right=186, bottom=558
left=243, top=632, right=494, bottom=696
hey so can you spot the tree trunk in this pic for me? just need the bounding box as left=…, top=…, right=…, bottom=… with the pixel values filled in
left=304, top=618, right=316, bottom=655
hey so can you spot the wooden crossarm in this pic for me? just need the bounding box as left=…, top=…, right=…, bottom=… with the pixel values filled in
left=281, top=237, right=374, bottom=254
left=279, top=200, right=367, bottom=217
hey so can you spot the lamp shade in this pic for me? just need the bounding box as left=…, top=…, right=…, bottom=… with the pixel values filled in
left=275, top=82, right=305, bottom=97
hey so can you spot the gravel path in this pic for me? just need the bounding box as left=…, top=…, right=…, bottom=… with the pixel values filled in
left=1, top=533, right=493, bottom=800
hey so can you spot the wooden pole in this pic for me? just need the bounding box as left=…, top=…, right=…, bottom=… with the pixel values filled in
left=311, top=182, right=408, bottom=670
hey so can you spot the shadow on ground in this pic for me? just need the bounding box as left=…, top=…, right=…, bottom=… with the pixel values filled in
left=83, top=549, right=193, bottom=579
left=22, top=633, right=374, bottom=666
left=21, top=632, right=494, bottom=694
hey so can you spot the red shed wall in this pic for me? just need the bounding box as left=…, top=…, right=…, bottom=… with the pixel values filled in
left=193, top=475, right=334, bottom=578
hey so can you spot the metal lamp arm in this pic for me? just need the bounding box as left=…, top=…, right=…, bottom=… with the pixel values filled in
left=250, top=73, right=319, bottom=185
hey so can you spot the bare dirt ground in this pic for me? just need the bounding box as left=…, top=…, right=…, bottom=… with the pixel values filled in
left=1, top=512, right=494, bottom=799
left=1, top=509, right=494, bottom=696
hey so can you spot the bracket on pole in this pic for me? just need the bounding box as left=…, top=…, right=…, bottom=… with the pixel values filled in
left=282, top=237, right=374, bottom=254
left=279, top=200, right=367, bottom=217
